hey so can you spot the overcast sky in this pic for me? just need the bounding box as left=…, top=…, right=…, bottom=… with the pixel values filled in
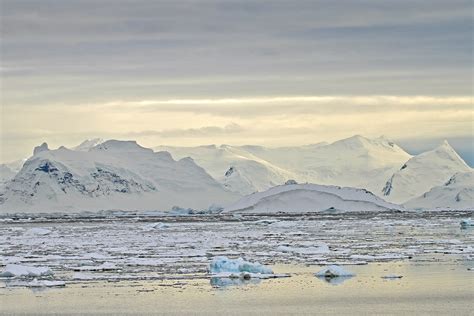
left=1, top=0, right=472, bottom=164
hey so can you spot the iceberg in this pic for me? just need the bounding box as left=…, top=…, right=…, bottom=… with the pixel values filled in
left=209, top=256, right=273, bottom=274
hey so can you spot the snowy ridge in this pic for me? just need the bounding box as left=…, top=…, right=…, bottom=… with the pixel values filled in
left=155, top=144, right=296, bottom=195
left=382, top=141, right=471, bottom=204
left=72, top=138, right=104, bottom=151
left=224, top=183, right=403, bottom=213
left=405, top=171, right=474, bottom=210
left=0, top=140, right=238, bottom=213
left=156, top=135, right=411, bottom=195
left=0, top=165, right=17, bottom=187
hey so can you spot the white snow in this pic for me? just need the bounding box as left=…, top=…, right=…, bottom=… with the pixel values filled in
left=382, top=141, right=472, bottom=204
left=225, top=183, right=403, bottom=213
left=156, top=135, right=411, bottom=195
left=71, top=138, right=104, bottom=151
left=33, top=142, right=49, bottom=155
left=0, top=264, right=53, bottom=277
left=405, top=171, right=474, bottom=210
left=209, top=256, right=273, bottom=274
left=315, top=265, right=355, bottom=277
left=0, top=140, right=238, bottom=213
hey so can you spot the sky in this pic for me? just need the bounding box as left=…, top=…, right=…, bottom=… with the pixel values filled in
left=0, top=0, right=472, bottom=165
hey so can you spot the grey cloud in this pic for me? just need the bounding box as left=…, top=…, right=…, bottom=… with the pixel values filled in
left=125, top=123, right=244, bottom=138
left=1, top=0, right=472, bottom=103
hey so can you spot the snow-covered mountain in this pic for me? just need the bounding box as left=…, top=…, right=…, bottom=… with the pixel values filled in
left=156, top=135, right=412, bottom=195
left=405, top=171, right=474, bottom=210
left=382, top=141, right=472, bottom=204
left=224, top=183, right=403, bottom=213
left=155, top=144, right=297, bottom=195
left=0, top=140, right=238, bottom=213
left=72, top=138, right=104, bottom=151
left=0, top=159, right=25, bottom=188
left=0, top=165, right=16, bottom=187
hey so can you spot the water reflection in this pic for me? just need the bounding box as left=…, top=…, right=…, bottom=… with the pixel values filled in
left=316, top=275, right=354, bottom=286
left=210, top=277, right=261, bottom=288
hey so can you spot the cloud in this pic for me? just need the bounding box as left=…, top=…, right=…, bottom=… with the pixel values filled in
left=125, top=123, right=244, bottom=138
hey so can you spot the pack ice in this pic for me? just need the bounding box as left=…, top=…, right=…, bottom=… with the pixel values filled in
left=0, top=264, right=53, bottom=277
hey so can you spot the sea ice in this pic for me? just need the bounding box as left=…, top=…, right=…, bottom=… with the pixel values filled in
left=143, top=222, right=170, bottom=231
left=315, top=265, right=355, bottom=278
left=26, top=279, right=66, bottom=287
left=25, top=228, right=52, bottom=236
left=209, top=256, right=273, bottom=274
left=0, top=264, right=53, bottom=277
left=460, top=219, right=473, bottom=228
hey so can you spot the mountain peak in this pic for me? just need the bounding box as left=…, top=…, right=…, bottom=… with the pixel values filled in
left=73, top=138, right=104, bottom=151
left=90, top=140, right=152, bottom=153
left=437, top=140, right=453, bottom=150
left=33, top=142, right=49, bottom=155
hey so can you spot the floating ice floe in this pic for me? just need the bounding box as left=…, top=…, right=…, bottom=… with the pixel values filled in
left=210, top=256, right=273, bottom=274
left=25, top=227, right=52, bottom=236
left=0, top=264, right=53, bottom=277
left=276, top=243, right=330, bottom=255
left=209, top=256, right=279, bottom=281
left=315, top=265, right=355, bottom=285
left=315, top=265, right=355, bottom=278
left=460, top=219, right=473, bottom=228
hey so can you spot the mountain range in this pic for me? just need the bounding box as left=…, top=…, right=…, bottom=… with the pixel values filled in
left=0, top=135, right=472, bottom=213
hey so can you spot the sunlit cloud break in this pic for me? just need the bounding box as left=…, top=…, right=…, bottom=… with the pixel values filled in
left=102, top=95, right=472, bottom=107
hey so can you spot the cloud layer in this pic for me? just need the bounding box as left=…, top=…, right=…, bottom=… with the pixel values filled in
left=0, top=1, right=472, bottom=163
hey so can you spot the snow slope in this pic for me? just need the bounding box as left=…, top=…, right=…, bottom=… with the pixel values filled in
left=0, top=165, right=17, bottom=187
left=382, top=141, right=472, bottom=204
left=155, top=144, right=296, bottom=195
left=157, top=135, right=411, bottom=195
left=0, top=159, right=25, bottom=188
left=405, top=171, right=474, bottom=210
left=72, top=138, right=104, bottom=151
left=224, top=183, right=403, bottom=213
left=0, top=140, right=238, bottom=213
